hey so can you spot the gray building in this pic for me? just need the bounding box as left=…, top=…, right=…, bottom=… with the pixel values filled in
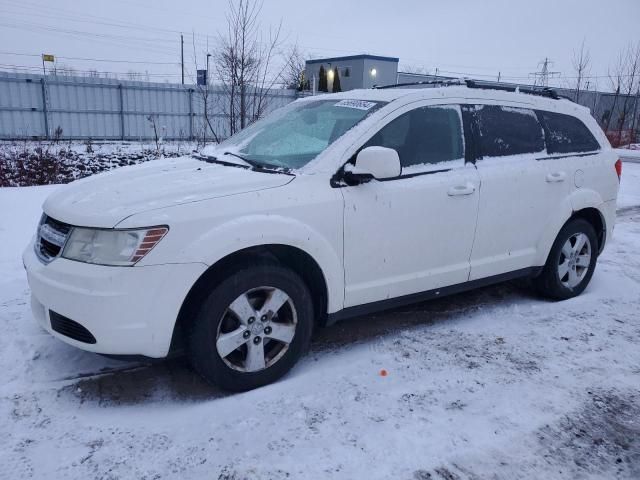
left=304, top=54, right=399, bottom=92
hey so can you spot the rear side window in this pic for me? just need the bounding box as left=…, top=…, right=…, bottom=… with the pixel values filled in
left=471, top=105, right=545, bottom=158
left=364, top=105, right=464, bottom=170
left=538, top=111, right=600, bottom=154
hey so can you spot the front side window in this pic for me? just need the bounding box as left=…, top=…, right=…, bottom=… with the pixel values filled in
left=363, top=105, right=464, bottom=172
left=472, top=105, right=545, bottom=158
left=204, top=99, right=385, bottom=170
left=538, top=111, right=600, bottom=154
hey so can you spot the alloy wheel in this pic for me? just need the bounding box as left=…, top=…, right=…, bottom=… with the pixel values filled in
left=558, top=232, right=592, bottom=288
left=215, top=287, right=297, bottom=372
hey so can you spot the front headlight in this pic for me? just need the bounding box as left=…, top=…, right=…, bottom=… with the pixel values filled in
left=62, top=227, right=168, bottom=266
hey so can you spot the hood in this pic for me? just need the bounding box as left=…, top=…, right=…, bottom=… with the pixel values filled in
left=43, top=156, right=294, bottom=228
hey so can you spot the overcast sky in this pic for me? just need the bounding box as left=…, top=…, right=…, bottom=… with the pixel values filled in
left=0, top=0, right=638, bottom=90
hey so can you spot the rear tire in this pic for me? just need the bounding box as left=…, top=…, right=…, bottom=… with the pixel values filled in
left=533, top=218, right=598, bottom=300
left=187, top=264, right=314, bottom=392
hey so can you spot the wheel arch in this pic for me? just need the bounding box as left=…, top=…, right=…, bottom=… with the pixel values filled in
left=535, top=192, right=609, bottom=267
left=170, top=244, right=331, bottom=353
left=570, top=207, right=606, bottom=254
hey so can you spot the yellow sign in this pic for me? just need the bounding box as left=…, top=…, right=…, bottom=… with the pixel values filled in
left=42, top=54, right=55, bottom=62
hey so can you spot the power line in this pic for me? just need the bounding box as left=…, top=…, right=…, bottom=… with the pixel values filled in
left=0, top=20, right=178, bottom=46
left=0, top=51, right=179, bottom=65
left=0, top=0, right=219, bottom=42
left=0, top=61, right=287, bottom=86
left=0, top=62, right=183, bottom=78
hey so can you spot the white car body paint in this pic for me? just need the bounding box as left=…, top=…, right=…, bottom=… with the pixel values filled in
left=23, top=86, right=620, bottom=358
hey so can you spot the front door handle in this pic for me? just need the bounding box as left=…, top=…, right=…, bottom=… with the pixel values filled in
left=447, top=182, right=476, bottom=196
left=546, top=171, right=566, bottom=183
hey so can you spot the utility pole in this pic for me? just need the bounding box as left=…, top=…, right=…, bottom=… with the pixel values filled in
left=530, top=57, right=560, bottom=87
left=181, top=34, right=184, bottom=85
left=497, top=71, right=501, bottom=82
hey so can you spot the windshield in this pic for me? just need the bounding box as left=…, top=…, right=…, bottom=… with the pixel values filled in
left=202, top=99, right=385, bottom=170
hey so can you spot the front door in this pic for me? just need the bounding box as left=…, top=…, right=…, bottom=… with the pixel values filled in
left=341, top=104, right=480, bottom=307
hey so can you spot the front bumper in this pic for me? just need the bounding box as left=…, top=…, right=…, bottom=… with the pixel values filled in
left=23, top=239, right=207, bottom=358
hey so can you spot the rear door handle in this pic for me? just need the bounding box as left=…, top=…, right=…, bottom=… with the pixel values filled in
left=447, top=182, right=476, bottom=196
left=546, top=171, right=566, bottom=183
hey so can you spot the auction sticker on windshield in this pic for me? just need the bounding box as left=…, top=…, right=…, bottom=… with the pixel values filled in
left=334, top=100, right=378, bottom=110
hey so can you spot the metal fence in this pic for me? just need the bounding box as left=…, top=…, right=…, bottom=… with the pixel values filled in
left=0, top=72, right=298, bottom=141
left=2, top=71, right=637, bottom=144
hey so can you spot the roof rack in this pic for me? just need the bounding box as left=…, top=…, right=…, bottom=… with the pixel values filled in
left=375, top=78, right=564, bottom=100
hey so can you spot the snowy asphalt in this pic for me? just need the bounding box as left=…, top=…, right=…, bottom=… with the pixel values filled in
left=1, top=165, right=640, bottom=479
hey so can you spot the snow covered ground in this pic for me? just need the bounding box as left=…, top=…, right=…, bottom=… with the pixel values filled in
left=1, top=164, right=640, bottom=479
left=618, top=160, right=640, bottom=209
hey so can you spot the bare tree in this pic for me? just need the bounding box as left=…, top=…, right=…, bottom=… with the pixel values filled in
left=147, top=115, right=160, bottom=152
left=606, top=54, right=625, bottom=134
left=215, top=0, right=286, bottom=136
left=192, top=33, right=220, bottom=145
left=621, top=43, right=640, bottom=145
left=399, top=64, right=429, bottom=75
left=281, top=45, right=307, bottom=90
left=607, top=42, right=640, bottom=145
left=631, top=82, right=640, bottom=145
left=571, top=40, right=591, bottom=104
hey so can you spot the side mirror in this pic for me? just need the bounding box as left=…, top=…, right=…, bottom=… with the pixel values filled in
left=344, top=146, right=401, bottom=185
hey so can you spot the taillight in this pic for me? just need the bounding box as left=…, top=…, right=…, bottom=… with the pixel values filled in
left=615, top=159, right=622, bottom=182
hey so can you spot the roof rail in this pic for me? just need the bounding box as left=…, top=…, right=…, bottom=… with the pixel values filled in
left=464, top=79, right=561, bottom=100
left=373, top=79, right=464, bottom=89
left=373, top=78, right=565, bottom=101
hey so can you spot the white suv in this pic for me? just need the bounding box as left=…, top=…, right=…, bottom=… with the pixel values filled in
left=23, top=83, right=621, bottom=391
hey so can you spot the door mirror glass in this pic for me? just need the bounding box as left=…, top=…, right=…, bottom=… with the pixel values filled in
left=353, top=146, right=401, bottom=180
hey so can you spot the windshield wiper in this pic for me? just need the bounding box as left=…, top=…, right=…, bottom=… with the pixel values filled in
left=193, top=154, right=251, bottom=169
left=223, top=151, right=293, bottom=175
left=223, top=151, right=255, bottom=167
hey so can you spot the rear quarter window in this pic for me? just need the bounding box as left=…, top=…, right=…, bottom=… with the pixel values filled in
left=537, top=111, right=600, bottom=154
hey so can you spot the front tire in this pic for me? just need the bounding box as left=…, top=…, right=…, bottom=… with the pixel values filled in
left=533, top=218, right=598, bottom=300
left=187, top=264, right=314, bottom=392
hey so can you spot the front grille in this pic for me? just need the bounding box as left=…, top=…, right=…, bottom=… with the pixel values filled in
left=35, top=215, right=72, bottom=264
left=49, top=311, right=97, bottom=344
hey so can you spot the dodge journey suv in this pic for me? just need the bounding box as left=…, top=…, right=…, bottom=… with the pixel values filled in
left=23, top=81, right=621, bottom=391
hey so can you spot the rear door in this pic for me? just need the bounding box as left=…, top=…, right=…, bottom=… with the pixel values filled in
left=536, top=109, right=605, bottom=199
left=342, top=104, right=480, bottom=307
left=465, top=103, right=566, bottom=280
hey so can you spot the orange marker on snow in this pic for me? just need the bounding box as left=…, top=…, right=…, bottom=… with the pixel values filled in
left=379, top=369, right=388, bottom=377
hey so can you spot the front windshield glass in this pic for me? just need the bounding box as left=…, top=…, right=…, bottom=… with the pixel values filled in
left=203, top=99, right=385, bottom=170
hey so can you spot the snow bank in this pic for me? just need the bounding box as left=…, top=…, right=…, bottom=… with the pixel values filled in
left=618, top=162, right=640, bottom=209
left=615, top=147, right=640, bottom=163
